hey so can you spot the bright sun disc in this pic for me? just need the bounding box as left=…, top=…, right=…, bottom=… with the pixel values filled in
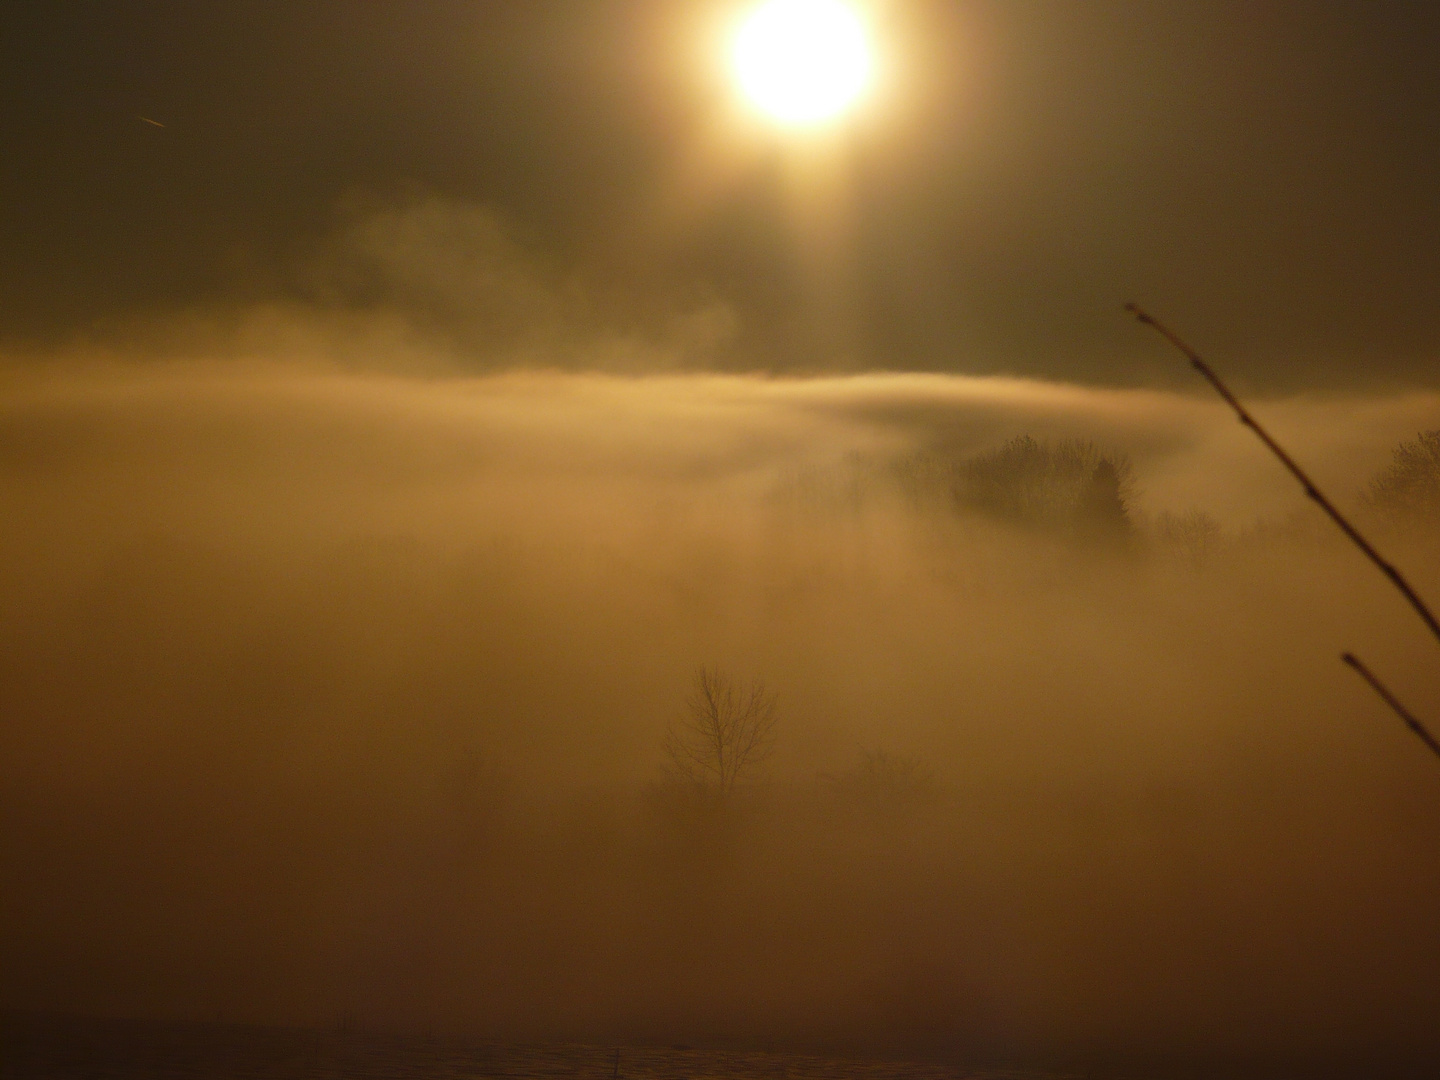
left=732, top=0, right=873, bottom=126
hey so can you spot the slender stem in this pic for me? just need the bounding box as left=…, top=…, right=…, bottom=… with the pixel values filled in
left=1126, top=303, right=1440, bottom=649
left=1342, top=653, right=1440, bottom=762
left=1128, top=303, right=1440, bottom=765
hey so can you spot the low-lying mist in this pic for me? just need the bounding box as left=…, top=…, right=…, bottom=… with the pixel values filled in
left=3, top=361, right=1439, bottom=1068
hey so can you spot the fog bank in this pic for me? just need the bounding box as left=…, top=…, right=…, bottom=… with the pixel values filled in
left=3, top=364, right=1439, bottom=1067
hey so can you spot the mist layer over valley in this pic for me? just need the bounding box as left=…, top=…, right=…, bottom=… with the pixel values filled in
left=3, top=363, right=1439, bottom=1069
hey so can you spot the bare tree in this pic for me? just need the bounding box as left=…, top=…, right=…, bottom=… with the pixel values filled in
left=663, top=667, right=777, bottom=798
left=1363, top=429, right=1440, bottom=528
left=1156, top=508, right=1224, bottom=569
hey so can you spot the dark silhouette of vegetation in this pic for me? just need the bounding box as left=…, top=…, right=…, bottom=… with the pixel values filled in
left=789, top=436, right=1140, bottom=550
left=1074, top=456, right=1132, bottom=542
left=829, top=749, right=939, bottom=816
left=1363, top=429, right=1440, bottom=527
left=1129, top=303, right=1440, bottom=763
left=663, top=667, right=778, bottom=799
left=956, top=435, right=1136, bottom=534
left=1155, top=509, right=1224, bottom=569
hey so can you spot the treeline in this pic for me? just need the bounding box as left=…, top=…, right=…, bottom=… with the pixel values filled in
left=780, top=428, right=1440, bottom=566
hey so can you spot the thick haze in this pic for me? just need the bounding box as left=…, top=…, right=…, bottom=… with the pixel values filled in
left=5, top=3, right=1440, bottom=1077
left=3, top=1, right=1440, bottom=385
left=3, top=353, right=1440, bottom=1070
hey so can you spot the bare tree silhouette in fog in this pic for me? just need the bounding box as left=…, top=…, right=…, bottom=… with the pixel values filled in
left=829, top=749, right=940, bottom=817
left=663, top=668, right=778, bottom=800
left=1363, top=429, right=1440, bottom=528
left=1155, top=509, right=1224, bottom=570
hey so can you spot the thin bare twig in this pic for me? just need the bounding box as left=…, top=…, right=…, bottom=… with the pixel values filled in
left=1127, top=303, right=1440, bottom=761
left=1126, top=304, right=1440, bottom=649
left=1342, top=653, right=1440, bottom=761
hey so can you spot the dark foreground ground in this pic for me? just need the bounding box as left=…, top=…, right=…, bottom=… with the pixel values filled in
left=1, top=1015, right=1067, bottom=1080
left=2, top=1014, right=1433, bottom=1080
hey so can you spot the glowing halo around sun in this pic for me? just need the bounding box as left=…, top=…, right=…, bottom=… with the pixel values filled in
left=731, top=0, right=874, bottom=126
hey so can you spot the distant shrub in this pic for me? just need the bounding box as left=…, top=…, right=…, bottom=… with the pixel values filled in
left=1155, top=509, right=1224, bottom=568
left=830, top=749, right=939, bottom=816
left=1363, top=429, right=1440, bottom=528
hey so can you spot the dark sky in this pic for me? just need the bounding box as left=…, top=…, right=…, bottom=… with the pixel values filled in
left=4, top=0, right=1440, bottom=385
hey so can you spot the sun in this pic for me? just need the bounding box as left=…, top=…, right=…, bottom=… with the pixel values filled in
left=731, top=0, right=874, bottom=127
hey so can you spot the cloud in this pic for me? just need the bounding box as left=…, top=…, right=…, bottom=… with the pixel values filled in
left=15, top=195, right=744, bottom=376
